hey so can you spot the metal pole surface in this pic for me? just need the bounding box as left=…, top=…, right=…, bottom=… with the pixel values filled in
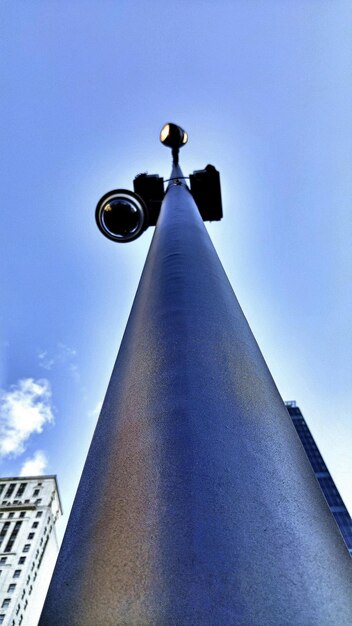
left=39, top=164, right=352, bottom=626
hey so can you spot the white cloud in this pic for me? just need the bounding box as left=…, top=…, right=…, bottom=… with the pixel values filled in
left=0, top=378, right=54, bottom=458
left=20, top=450, right=48, bottom=476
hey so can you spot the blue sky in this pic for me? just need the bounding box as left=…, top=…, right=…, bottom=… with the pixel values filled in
left=0, top=1, right=351, bottom=538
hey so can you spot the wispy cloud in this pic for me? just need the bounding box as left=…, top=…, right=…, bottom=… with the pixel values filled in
left=37, top=350, right=55, bottom=371
left=89, top=400, right=103, bottom=420
left=20, top=450, right=48, bottom=476
left=38, top=343, right=77, bottom=372
left=0, top=378, right=54, bottom=458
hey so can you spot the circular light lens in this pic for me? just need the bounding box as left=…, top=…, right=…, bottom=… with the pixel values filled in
left=102, top=198, right=139, bottom=238
left=160, top=124, right=170, bottom=143
left=96, top=190, right=148, bottom=242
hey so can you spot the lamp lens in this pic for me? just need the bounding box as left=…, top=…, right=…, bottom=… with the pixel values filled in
left=101, top=198, right=140, bottom=239
left=160, top=124, right=170, bottom=143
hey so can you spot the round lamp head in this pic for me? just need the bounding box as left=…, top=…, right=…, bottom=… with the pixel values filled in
left=95, top=189, right=148, bottom=242
left=160, top=123, right=188, bottom=150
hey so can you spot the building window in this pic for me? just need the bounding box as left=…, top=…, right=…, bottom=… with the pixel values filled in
left=36, top=511, right=43, bottom=518
left=8, top=513, right=14, bottom=519
left=28, top=585, right=32, bottom=595
left=21, top=590, right=25, bottom=600
left=19, top=615, right=23, bottom=625
left=35, top=499, right=42, bottom=505
left=33, top=489, right=40, bottom=497
left=27, top=533, right=35, bottom=540
left=0, top=557, right=7, bottom=564
left=31, top=562, right=35, bottom=571
left=18, top=557, right=26, bottom=565
left=0, top=615, right=5, bottom=624
left=24, top=500, right=29, bottom=503
left=5, top=521, right=22, bottom=552
left=19, top=512, right=25, bottom=518
left=8, top=584, right=16, bottom=593
left=1, top=599, right=10, bottom=608
left=0, top=522, right=10, bottom=546
left=23, top=544, right=30, bottom=553
left=5, top=484, right=16, bottom=498
left=16, top=484, right=27, bottom=498
left=13, top=570, right=21, bottom=578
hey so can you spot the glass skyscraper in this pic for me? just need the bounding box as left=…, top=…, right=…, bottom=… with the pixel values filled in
left=286, top=401, right=352, bottom=556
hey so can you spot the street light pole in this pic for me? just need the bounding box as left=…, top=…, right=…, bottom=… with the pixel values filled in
left=39, top=127, right=352, bottom=625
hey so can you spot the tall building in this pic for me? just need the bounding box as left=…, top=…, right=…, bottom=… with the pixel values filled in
left=286, top=401, right=352, bottom=556
left=0, top=476, right=62, bottom=626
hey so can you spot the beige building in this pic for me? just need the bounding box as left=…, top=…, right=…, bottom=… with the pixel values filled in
left=0, top=476, right=62, bottom=626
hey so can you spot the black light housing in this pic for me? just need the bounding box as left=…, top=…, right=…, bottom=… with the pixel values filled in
left=95, top=189, right=148, bottom=242
left=189, top=165, right=223, bottom=222
left=133, top=173, right=165, bottom=226
left=160, top=123, right=188, bottom=150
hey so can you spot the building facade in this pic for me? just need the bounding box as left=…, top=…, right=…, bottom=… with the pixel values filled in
left=286, top=401, right=352, bottom=556
left=0, top=476, right=62, bottom=626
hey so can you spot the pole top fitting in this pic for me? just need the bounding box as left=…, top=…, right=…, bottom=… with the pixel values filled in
left=160, top=123, right=188, bottom=165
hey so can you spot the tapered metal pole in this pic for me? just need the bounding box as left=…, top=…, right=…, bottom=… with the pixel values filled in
left=40, top=158, right=352, bottom=625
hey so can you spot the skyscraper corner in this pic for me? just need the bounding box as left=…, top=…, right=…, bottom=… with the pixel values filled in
left=0, top=475, right=62, bottom=626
